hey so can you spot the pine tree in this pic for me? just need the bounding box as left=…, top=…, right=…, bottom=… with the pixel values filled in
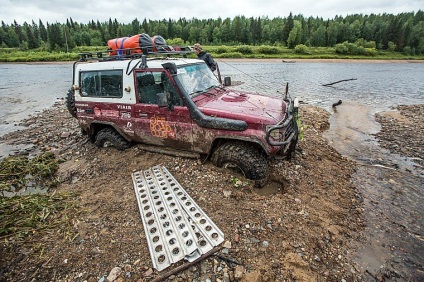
left=24, top=22, right=38, bottom=49
left=142, top=18, right=149, bottom=34
left=131, top=18, right=140, bottom=35
left=39, top=19, right=48, bottom=42
left=14, top=20, right=27, bottom=44
left=47, top=23, right=64, bottom=50
left=167, top=18, right=174, bottom=39
left=282, top=12, right=294, bottom=44
left=32, top=20, right=39, bottom=44
left=97, top=20, right=105, bottom=44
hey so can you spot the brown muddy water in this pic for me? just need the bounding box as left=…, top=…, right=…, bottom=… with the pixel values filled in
left=324, top=101, right=423, bottom=281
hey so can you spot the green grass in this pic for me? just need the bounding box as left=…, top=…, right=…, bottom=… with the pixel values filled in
left=0, top=152, right=60, bottom=193
left=0, top=192, right=82, bottom=241
left=209, top=46, right=424, bottom=60
left=0, top=45, right=423, bottom=62
left=1, top=152, right=82, bottom=243
left=0, top=49, right=78, bottom=62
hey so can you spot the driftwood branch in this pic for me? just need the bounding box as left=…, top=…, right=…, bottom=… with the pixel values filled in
left=214, top=253, right=243, bottom=265
left=332, top=100, right=342, bottom=107
left=322, top=78, right=357, bottom=86
left=151, top=246, right=221, bottom=282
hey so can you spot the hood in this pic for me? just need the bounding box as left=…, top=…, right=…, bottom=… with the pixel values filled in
left=194, top=89, right=287, bottom=123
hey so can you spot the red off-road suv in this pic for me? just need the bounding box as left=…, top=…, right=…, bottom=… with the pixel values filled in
left=67, top=46, right=299, bottom=185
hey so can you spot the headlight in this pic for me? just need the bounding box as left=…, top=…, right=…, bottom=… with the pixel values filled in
left=294, top=97, right=299, bottom=108
left=267, top=126, right=284, bottom=141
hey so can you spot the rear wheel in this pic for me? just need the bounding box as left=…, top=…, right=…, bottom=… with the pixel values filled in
left=212, top=142, right=268, bottom=183
left=66, top=88, right=77, bottom=118
left=94, top=128, right=131, bottom=150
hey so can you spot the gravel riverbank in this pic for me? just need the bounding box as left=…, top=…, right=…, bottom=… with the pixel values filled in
left=1, top=101, right=422, bottom=281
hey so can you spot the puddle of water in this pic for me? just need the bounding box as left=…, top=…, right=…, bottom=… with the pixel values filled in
left=1, top=186, right=49, bottom=197
left=0, top=142, right=34, bottom=160
left=323, top=100, right=424, bottom=280
left=353, top=165, right=424, bottom=280
left=323, top=101, right=381, bottom=160
left=253, top=180, right=285, bottom=196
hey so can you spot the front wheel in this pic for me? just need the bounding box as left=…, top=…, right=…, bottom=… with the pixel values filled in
left=212, top=142, right=268, bottom=182
left=94, top=128, right=131, bottom=150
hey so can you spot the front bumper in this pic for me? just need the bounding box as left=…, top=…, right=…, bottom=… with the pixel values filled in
left=265, top=98, right=299, bottom=148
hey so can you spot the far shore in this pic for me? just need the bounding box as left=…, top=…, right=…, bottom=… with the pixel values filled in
left=1, top=58, right=423, bottom=65
left=217, top=58, right=424, bottom=63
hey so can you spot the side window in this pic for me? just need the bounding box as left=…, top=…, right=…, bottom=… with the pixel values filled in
left=136, top=72, right=164, bottom=104
left=80, top=70, right=123, bottom=98
left=161, top=72, right=183, bottom=106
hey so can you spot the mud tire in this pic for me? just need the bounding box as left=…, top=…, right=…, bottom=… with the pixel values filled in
left=66, top=88, right=77, bottom=118
left=94, top=128, right=131, bottom=150
left=212, top=142, right=268, bottom=182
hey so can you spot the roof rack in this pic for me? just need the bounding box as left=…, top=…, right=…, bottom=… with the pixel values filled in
left=78, top=45, right=194, bottom=62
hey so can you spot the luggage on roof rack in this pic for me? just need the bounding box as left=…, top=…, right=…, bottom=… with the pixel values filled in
left=79, top=34, right=193, bottom=61
left=152, top=35, right=166, bottom=48
left=107, top=33, right=152, bottom=56
left=107, top=33, right=176, bottom=56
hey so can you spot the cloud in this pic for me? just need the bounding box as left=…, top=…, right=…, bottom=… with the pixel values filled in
left=1, top=0, right=422, bottom=25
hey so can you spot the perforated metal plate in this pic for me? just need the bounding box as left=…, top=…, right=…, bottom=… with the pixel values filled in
left=132, top=165, right=224, bottom=271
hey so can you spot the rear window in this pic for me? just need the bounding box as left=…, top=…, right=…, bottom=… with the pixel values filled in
left=80, top=70, right=123, bottom=98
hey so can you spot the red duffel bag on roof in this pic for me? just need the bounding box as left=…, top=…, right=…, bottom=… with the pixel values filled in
left=107, top=33, right=152, bottom=55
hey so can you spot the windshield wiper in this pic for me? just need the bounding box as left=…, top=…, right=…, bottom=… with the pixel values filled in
left=204, top=85, right=217, bottom=92
left=191, top=87, right=218, bottom=98
left=191, top=90, right=205, bottom=97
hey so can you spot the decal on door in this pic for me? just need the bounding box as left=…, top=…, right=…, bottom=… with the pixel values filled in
left=94, top=107, right=120, bottom=117
left=149, top=116, right=175, bottom=139
left=125, top=122, right=133, bottom=131
left=120, top=112, right=131, bottom=119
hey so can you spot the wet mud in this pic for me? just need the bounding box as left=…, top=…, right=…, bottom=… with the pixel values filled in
left=324, top=101, right=424, bottom=281
left=0, top=102, right=363, bottom=281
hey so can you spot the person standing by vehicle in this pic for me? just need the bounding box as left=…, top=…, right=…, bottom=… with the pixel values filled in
left=193, top=43, right=217, bottom=72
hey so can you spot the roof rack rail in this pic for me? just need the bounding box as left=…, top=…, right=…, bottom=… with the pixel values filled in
left=78, top=45, right=194, bottom=62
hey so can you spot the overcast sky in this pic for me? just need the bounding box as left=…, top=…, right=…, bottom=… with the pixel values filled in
left=1, top=0, right=422, bottom=25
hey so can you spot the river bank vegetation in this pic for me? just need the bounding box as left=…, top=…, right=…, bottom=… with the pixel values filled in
left=0, top=11, right=423, bottom=61
left=0, top=43, right=422, bottom=62
left=0, top=152, right=59, bottom=193
left=0, top=152, right=81, bottom=242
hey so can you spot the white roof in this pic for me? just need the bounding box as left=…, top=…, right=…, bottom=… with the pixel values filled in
left=76, top=57, right=204, bottom=71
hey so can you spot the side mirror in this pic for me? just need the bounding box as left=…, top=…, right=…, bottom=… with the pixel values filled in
left=224, top=77, right=231, bottom=86
left=162, top=62, right=178, bottom=75
left=157, top=92, right=168, bottom=107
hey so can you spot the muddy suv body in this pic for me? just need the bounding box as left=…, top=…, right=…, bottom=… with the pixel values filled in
left=68, top=49, right=299, bottom=183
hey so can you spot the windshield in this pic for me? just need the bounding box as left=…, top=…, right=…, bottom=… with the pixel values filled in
left=176, top=63, right=220, bottom=97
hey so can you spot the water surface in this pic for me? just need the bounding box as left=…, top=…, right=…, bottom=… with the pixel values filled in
left=220, top=60, right=424, bottom=111
left=0, top=62, right=72, bottom=136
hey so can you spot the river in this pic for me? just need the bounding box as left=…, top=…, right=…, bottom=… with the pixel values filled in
left=0, top=60, right=423, bottom=279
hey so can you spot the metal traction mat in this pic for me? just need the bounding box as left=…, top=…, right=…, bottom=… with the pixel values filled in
left=132, top=165, right=224, bottom=271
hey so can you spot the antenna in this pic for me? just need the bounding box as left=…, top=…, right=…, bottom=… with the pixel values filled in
left=284, top=82, right=289, bottom=100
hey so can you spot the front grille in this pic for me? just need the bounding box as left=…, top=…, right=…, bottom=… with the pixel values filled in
left=265, top=111, right=297, bottom=147
left=284, top=117, right=296, bottom=140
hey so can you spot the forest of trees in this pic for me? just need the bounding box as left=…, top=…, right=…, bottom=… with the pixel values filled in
left=1, top=11, right=423, bottom=55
